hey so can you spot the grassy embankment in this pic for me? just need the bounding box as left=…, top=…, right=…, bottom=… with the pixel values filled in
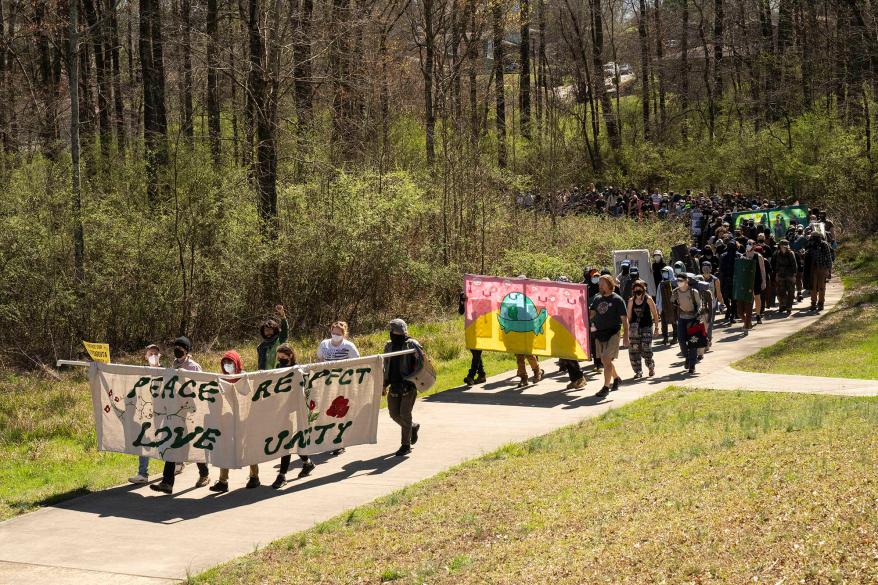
left=735, top=238, right=878, bottom=380
left=192, top=388, right=878, bottom=584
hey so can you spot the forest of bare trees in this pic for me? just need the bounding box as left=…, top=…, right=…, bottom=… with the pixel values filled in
left=0, top=0, right=876, bottom=363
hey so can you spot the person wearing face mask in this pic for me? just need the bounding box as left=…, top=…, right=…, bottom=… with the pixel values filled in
left=584, top=268, right=603, bottom=372
left=651, top=250, right=666, bottom=294
left=657, top=266, right=677, bottom=345
left=129, top=344, right=163, bottom=484
left=383, top=319, right=425, bottom=457
left=257, top=304, right=289, bottom=370
left=150, top=336, right=211, bottom=495
left=719, top=241, right=741, bottom=324
left=626, top=280, right=660, bottom=378
left=210, top=351, right=261, bottom=492
left=617, top=260, right=633, bottom=301
left=772, top=239, right=798, bottom=314
left=733, top=246, right=758, bottom=330
left=748, top=243, right=768, bottom=324
left=272, top=345, right=317, bottom=489
left=699, top=261, right=723, bottom=341
left=316, top=321, right=360, bottom=455
left=671, top=274, right=702, bottom=374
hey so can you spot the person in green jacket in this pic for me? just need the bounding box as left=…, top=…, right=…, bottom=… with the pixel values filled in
left=257, top=304, right=289, bottom=370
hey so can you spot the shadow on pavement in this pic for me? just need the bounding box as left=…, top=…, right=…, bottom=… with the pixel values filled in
left=49, top=452, right=406, bottom=524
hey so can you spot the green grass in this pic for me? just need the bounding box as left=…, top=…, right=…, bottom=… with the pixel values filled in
left=735, top=238, right=878, bottom=380
left=190, top=388, right=878, bottom=583
left=0, top=317, right=515, bottom=521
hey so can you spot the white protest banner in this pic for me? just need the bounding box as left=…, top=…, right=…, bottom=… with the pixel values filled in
left=88, top=354, right=385, bottom=468
left=612, top=249, right=656, bottom=296
left=90, top=363, right=238, bottom=467
left=296, top=355, right=383, bottom=456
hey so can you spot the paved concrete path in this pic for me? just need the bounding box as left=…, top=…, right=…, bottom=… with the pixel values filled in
left=0, top=279, right=860, bottom=584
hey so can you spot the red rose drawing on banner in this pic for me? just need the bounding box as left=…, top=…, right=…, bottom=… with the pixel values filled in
left=308, top=399, right=316, bottom=411
left=326, top=396, right=350, bottom=418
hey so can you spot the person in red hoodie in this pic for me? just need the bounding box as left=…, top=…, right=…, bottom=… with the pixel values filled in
left=209, top=350, right=261, bottom=492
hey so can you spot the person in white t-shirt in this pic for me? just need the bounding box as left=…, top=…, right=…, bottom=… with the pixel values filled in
left=316, top=321, right=360, bottom=456
left=316, top=321, right=360, bottom=363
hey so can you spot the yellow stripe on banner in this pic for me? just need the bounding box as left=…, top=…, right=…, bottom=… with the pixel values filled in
left=465, top=310, right=588, bottom=360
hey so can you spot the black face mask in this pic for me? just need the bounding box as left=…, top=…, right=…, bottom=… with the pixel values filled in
left=173, top=347, right=186, bottom=359
left=390, top=333, right=407, bottom=344
left=277, top=359, right=290, bottom=367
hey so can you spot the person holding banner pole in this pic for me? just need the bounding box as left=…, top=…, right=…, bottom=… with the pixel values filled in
left=272, top=344, right=317, bottom=489
left=150, top=337, right=211, bottom=495
left=210, top=350, right=261, bottom=493
left=383, top=319, right=424, bottom=457
left=129, top=344, right=162, bottom=485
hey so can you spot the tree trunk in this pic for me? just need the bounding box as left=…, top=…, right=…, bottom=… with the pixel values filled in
left=68, top=0, right=85, bottom=302
left=206, top=0, right=221, bottom=164
left=519, top=0, right=531, bottom=139
left=680, top=0, right=689, bottom=140
left=108, top=0, right=126, bottom=154
left=140, top=0, right=169, bottom=203
left=493, top=1, right=507, bottom=168
left=592, top=0, right=620, bottom=152
left=293, top=0, right=314, bottom=122
left=423, top=0, right=436, bottom=164
left=713, top=0, right=723, bottom=107
left=637, top=0, right=651, bottom=141
left=468, top=0, right=479, bottom=145
left=653, top=0, right=666, bottom=139
left=83, top=0, right=111, bottom=160
left=179, top=0, right=194, bottom=142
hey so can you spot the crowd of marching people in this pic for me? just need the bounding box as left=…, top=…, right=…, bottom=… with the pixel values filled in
left=125, top=191, right=836, bottom=494
left=127, top=307, right=426, bottom=494
left=463, top=203, right=837, bottom=399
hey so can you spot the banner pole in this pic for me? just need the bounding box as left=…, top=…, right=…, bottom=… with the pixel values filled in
left=55, top=349, right=418, bottom=377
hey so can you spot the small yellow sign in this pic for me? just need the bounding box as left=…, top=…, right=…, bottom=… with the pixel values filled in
left=83, top=341, right=111, bottom=364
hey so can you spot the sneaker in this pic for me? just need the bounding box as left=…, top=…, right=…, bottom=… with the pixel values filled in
left=174, top=463, right=185, bottom=475
left=411, top=423, right=421, bottom=445
left=463, top=375, right=474, bottom=386
left=271, top=474, right=287, bottom=490
left=611, top=377, right=622, bottom=391
left=245, top=476, right=261, bottom=489
left=331, top=448, right=345, bottom=456
left=473, top=374, right=487, bottom=384
left=755, top=314, right=762, bottom=324
left=595, top=386, right=610, bottom=398
left=688, top=366, right=696, bottom=375
left=297, top=461, right=316, bottom=479
left=648, top=367, right=655, bottom=377
left=817, top=303, right=824, bottom=312
left=517, top=375, right=528, bottom=387
left=632, top=372, right=643, bottom=380
left=532, top=368, right=544, bottom=383
left=128, top=474, right=149, bottom=485
left=566, top=378, right=585, bottom=390
left=810, top=303, right=817, bottom=312
left=149, top=482, right=172, bottom=494
left=194, top=475, right=210, bottom=488
left=209, top=481, right=229, bottom=493
left=395, top=444, right=412, bottom=457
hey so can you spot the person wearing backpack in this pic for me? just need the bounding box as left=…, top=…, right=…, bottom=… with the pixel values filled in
left=672, top=274, right=703, bottom=375
left=383, top=319, right=425, bottom=457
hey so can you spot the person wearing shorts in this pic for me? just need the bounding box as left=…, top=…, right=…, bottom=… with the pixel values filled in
left=589, top=275, right=629, bottom=399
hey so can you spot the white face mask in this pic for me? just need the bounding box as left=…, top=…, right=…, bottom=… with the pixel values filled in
left=590, top=276, right=600, bottom=284
left=331, top=334, right=344, bottom=345
left=222, top=362, right=235, bottom=374
left=147, top=354, right=160, bottom=367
